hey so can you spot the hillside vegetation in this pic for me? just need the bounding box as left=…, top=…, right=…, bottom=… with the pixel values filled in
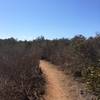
left=0, top=38, right=45, bottom=100
left=0, top=34, right=100, bottom=99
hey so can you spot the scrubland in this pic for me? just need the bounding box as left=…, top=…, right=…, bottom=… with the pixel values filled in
left=0, top=34, right=100, bottom=100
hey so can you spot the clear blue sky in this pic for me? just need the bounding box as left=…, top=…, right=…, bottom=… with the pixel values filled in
left=0, top=0, right=100, bottom=40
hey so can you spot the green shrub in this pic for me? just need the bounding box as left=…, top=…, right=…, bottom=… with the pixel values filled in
left=83, top=65, right=100, bottom=98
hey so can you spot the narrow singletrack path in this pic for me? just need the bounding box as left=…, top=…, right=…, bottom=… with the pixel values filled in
left=39, top=60, right=88, bottom=100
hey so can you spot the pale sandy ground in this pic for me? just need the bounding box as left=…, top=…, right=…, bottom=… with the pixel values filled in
left=39, top=60, right=97, bottom=100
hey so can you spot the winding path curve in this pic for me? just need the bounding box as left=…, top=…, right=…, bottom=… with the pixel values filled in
left=39, top=60, right=87, bottom=100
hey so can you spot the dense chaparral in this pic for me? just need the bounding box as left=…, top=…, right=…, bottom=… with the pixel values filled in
left=0, top=34, right=100, bottom=99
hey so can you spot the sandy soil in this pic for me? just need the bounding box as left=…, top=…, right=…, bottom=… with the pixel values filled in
left=39, top=60, right=90, bottom=100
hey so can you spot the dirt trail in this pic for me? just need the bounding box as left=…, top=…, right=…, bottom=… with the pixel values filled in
left=39, top=60, right=88, bottom=100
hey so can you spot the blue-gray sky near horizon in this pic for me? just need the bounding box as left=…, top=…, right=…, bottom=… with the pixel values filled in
left=0, top=0, right=100, bottom=40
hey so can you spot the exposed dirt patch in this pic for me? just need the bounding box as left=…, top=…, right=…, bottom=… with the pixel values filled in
left=39, top=60, right=89, bottom=100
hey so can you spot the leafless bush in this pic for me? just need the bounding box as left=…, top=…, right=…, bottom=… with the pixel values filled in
left=0, top=39, right=45, bottom=100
